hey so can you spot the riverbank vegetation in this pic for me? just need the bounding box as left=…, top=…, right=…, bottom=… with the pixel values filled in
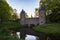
left=33, top=0, right=60, bottom=35
left=0, top=0, right=25, bottom=40
left=0, top=0, right=60, bottom=40
left=33, top=23, right=60, bottom=35
left=2, top=21, right=25, bottom=30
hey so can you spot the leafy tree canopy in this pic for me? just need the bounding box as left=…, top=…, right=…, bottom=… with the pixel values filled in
left=40, top=0, right=60, bottom=15
left=0, top=0, right=13, bottom=21
left=47, top=4, right=60, bottom=22
left=0, top=0, right=18, bottom=21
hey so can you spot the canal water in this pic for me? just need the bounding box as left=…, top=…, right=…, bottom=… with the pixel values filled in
left=25, top=34, right=37, bottom=40
left=16, top=32, right=37, bottom=40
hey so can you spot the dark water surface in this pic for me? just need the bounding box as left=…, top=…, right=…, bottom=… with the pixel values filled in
left=16, top=32, right=37, bottom=40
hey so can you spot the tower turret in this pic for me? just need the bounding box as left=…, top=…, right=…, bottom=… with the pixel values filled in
left=39, top=6, right=46, bottom=25
left=20, top=9, right=25, bottom=25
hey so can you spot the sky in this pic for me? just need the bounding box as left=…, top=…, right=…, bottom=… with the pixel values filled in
left=6, top=0, right=40, bottom=17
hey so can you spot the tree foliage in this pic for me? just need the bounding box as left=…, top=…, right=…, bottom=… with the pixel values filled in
left=0, top=1, right=21, bottom=40
left=25, top=13, right=29, bottom=18
left=40, top=0, right=60, bottom=15
left=0, top=0, right=18, bottom=21
left=47, top=4, right=60, bottom=22
left=0, top=0, right=13, bottom=21
left=40, top=0, right=60, bottom=22
left=0, top=21, right=25, bottom=40
left=10, top=11, right=18, bottom=20
left=0, top=27, right=21, bottom=40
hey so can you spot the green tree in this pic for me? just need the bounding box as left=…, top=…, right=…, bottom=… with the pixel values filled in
left=35, top=8, right=39, bottom=17
left=10, top=9, right=18, bottom=20
left=25, top=13, right=29, bottom=18
left=0, top=0, right=13, bottom=21
left=40, top=0, right=60, bottom=15
left=47, top=4, right=60, bottom=22
left=40, top=0, right=60, bottom=22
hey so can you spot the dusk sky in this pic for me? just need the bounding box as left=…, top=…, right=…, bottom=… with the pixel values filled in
left=7, top=0, right=40, bottom=17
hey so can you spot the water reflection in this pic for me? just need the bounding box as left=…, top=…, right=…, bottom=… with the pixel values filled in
left=16, top=32, right=37, bottom=40
left=16, top=32, right=20, bottom=38
left=25, top=35, right=36, bottom=40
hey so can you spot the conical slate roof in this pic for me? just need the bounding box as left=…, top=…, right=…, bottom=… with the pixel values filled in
left=20, top=9, right=25, bottom=14
left=40, top=6, right=45, bottom=11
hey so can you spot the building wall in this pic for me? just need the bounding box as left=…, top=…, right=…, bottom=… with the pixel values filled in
left=20, top=7, right=46, bottom=26
left=39, top=11, right=46, bottom=25
left=25, top=18, right=39, bottom=25
left=20, top=10, right=46, bottom=26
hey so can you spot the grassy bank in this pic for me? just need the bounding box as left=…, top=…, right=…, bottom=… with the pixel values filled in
left=33, top=23, right=60, bottom=35
left=1, top=21, right=25, bottom=30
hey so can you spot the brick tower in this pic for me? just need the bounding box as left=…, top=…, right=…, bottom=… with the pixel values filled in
left=20, top=9, right=25, bottom=25
left=39, top=6, right=46, bottom=25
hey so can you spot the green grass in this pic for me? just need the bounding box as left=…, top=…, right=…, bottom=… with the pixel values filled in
left=33, top=23, right=60, bottom=34
left=2, top=21, right=25, bottom=29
